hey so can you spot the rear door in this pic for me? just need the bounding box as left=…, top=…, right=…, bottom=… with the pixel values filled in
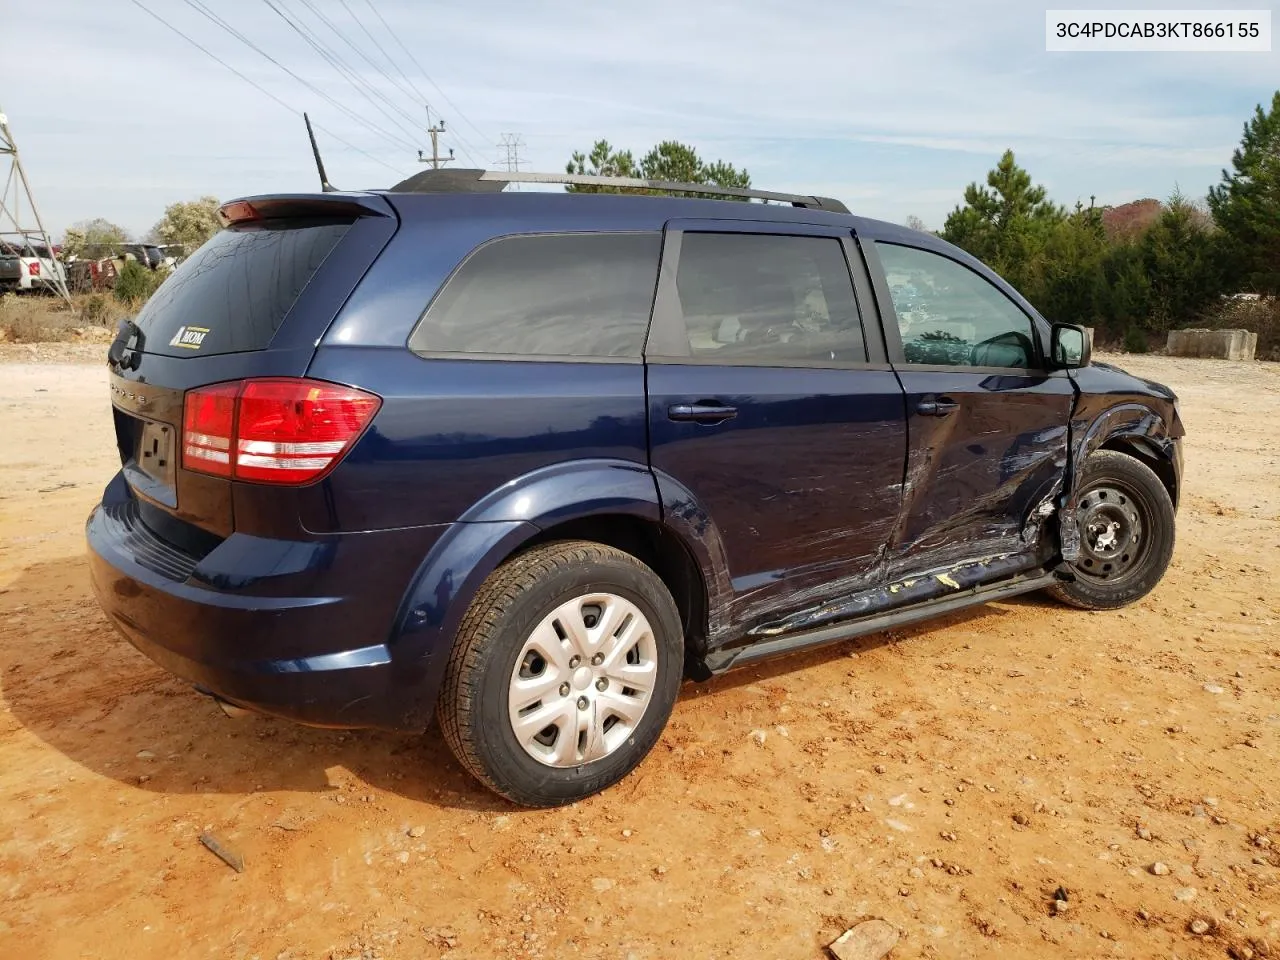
left=645, top=220, right=907, bottom=637
left=862, top=239, right=1073, bottom=568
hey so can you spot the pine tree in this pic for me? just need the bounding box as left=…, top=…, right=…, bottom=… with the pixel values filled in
left=940, top=150, right=1065, bottom=292
left=565, top=140, right=640, bottom=193
left=1207, top=91, right=1280, bottom=295
left=1140, top=190, right=1223, bottom=329
left=565, top=139, right=749, bottom=198
left=1036, top=200, right=1109, bottom=326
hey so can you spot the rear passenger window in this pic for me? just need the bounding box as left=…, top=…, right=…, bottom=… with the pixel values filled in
left=411, top=233, right=660, bottom=358
left=674, top=233, right=866, bottom=363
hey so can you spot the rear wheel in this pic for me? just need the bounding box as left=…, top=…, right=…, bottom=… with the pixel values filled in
left=437, top=541, right=683, bottom=807
left=1049, top=450, right=1175, bottom=610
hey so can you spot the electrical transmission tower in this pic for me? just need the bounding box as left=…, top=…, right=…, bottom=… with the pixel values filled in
left=0, top=108, right=70, bottom=304
left=497, top=133, right=525, bottom=172
left=497, top=133, right=525, bottom=190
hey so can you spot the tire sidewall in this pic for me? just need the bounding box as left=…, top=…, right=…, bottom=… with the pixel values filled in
left=468, top=553, right=683, bottom=804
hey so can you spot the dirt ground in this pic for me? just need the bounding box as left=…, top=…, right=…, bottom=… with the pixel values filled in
left=1, top=348, right=1277, bottom=960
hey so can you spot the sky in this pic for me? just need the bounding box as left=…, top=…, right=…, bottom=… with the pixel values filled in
left=1, top=0, right=1276, bottom=239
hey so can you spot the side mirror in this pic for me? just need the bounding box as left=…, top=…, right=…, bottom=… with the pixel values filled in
left=1051, top=323, right=1091, bottom=369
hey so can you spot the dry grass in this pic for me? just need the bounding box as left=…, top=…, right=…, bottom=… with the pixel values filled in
left=0, top=293, right=128, bottom=344
left=1203, top=296, right=1280, bottom=360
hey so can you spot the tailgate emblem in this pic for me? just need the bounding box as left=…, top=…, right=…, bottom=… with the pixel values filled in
left=169, top=325, right=210, bottom=350
left=110, top=382, right=151, bottom=408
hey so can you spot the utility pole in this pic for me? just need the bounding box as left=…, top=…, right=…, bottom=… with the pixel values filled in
left=0, top=107, right=71, bottom=304
left=417, top=108, right=454, bottom=170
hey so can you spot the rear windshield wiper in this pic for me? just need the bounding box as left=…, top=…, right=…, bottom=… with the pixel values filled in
left=107, top=318, right=145, bottom=371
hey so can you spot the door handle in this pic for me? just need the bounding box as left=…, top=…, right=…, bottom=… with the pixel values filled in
left=916, top=397, right=959, bottom=417
left=668, top=403, right=738, bottom=424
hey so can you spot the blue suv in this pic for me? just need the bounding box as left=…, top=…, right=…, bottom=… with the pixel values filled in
left=88, top=170, right=1183, bottom=806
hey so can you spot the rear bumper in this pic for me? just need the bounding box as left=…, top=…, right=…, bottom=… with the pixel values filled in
left=86, top=474, right=448, bottom=730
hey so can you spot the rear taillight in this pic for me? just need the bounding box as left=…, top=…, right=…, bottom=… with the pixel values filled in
left=182, top=378, right=380, bottom=485
left=182, top=382, right=238, bottom=476
left=27, top=261, right=40, bottom=276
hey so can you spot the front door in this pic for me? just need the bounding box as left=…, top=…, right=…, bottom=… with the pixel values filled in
left=865, top=240, right=1074, bottom=570
left=644, top=221, right=907, bottom=640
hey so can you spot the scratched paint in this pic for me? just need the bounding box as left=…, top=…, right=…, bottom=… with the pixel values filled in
left=736, top=549, right=1042, bottom=643
left=668, top=363, right=1182, bottom=663
left=1060, top=365, right=1184, bottom=561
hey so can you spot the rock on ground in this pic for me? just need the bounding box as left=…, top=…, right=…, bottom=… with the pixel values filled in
left=828, top=919, right=900, bottom=960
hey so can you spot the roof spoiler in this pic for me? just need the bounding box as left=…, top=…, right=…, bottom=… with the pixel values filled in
left=385, top=168, right=850, bottom=213
left=218, top=194, right=391, bottom=227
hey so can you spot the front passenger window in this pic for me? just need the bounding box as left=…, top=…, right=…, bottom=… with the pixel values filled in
left=875, top=242, right=1039, bottom=368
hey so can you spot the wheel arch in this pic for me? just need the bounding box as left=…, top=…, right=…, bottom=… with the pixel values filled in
left=388, top=460, right=725, bottom=719
left=1073, top=403, right=1180, bottom=505
left=1062, top=402, right=1181, bottom=560
left=516, top=513, right=714, bottom=680
left=1099, top=434, right=1179, bottom=509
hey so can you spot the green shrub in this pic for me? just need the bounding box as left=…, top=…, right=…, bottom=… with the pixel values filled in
left=1122, top=326, right=1149, bottom=353
left=113, top=261, right=165, bottom=306
left=80, top=293, right=109, bottom=325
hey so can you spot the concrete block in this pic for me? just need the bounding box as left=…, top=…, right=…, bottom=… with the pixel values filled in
left=1165, top=328, right=1257, bottom=361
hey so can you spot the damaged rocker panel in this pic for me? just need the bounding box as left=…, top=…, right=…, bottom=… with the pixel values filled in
left=704, top=567, right=1059, bottom=673
left=734, top=549, right=1046, bottom=643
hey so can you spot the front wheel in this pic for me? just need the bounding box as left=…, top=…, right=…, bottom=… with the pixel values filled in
left=1049, top=450, right=1175, bottom=610
left=437, top=541, right=684, bottom=807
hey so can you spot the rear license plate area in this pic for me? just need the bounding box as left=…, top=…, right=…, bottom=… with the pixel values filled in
left=121, top=416, right=178, bottom=507
left=137, top=420, right=175, bottom=485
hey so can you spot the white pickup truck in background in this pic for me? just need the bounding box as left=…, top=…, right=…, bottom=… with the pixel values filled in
left=0, top=240, right=68, bottom=294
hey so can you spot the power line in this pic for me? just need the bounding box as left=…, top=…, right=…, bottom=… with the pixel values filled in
left=265, top=0, right=423, bottom=142
left=129, top=0, right=402, bottom=176
left=291, top=0, right=424, bottom=120
left=334, top=0, right=423, bottom=108
left=337, top=0, right=483, bottom=166
left=289, top=0, right=480, bottom=167
left=179, top=0, right=417, bottom=154
left=335, top=0, right=488, bottom=167
left=361, top=0, right=492, bottom=152
left=263, top=0, right=426, bottom=149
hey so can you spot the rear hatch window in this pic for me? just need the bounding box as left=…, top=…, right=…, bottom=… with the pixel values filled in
left=132, top=219, right=350, bottom=357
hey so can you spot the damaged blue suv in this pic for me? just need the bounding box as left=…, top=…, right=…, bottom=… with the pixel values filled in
left=88, top=169, right=1183, bottom=806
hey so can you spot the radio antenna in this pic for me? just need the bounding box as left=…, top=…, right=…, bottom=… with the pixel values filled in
left=304, top=113, right=336, bottom=192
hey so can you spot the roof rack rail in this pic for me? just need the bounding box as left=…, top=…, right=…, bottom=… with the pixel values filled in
left=384, top=168, right=850, bottom=214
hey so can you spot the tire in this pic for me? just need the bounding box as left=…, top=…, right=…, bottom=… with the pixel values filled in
left=1048, top=450, right=1175, bottom=610
left=437, top=540, right=684, bottom=807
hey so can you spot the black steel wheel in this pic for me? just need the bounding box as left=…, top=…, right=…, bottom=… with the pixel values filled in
left=1049, top=450, right=1175, bottom=610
